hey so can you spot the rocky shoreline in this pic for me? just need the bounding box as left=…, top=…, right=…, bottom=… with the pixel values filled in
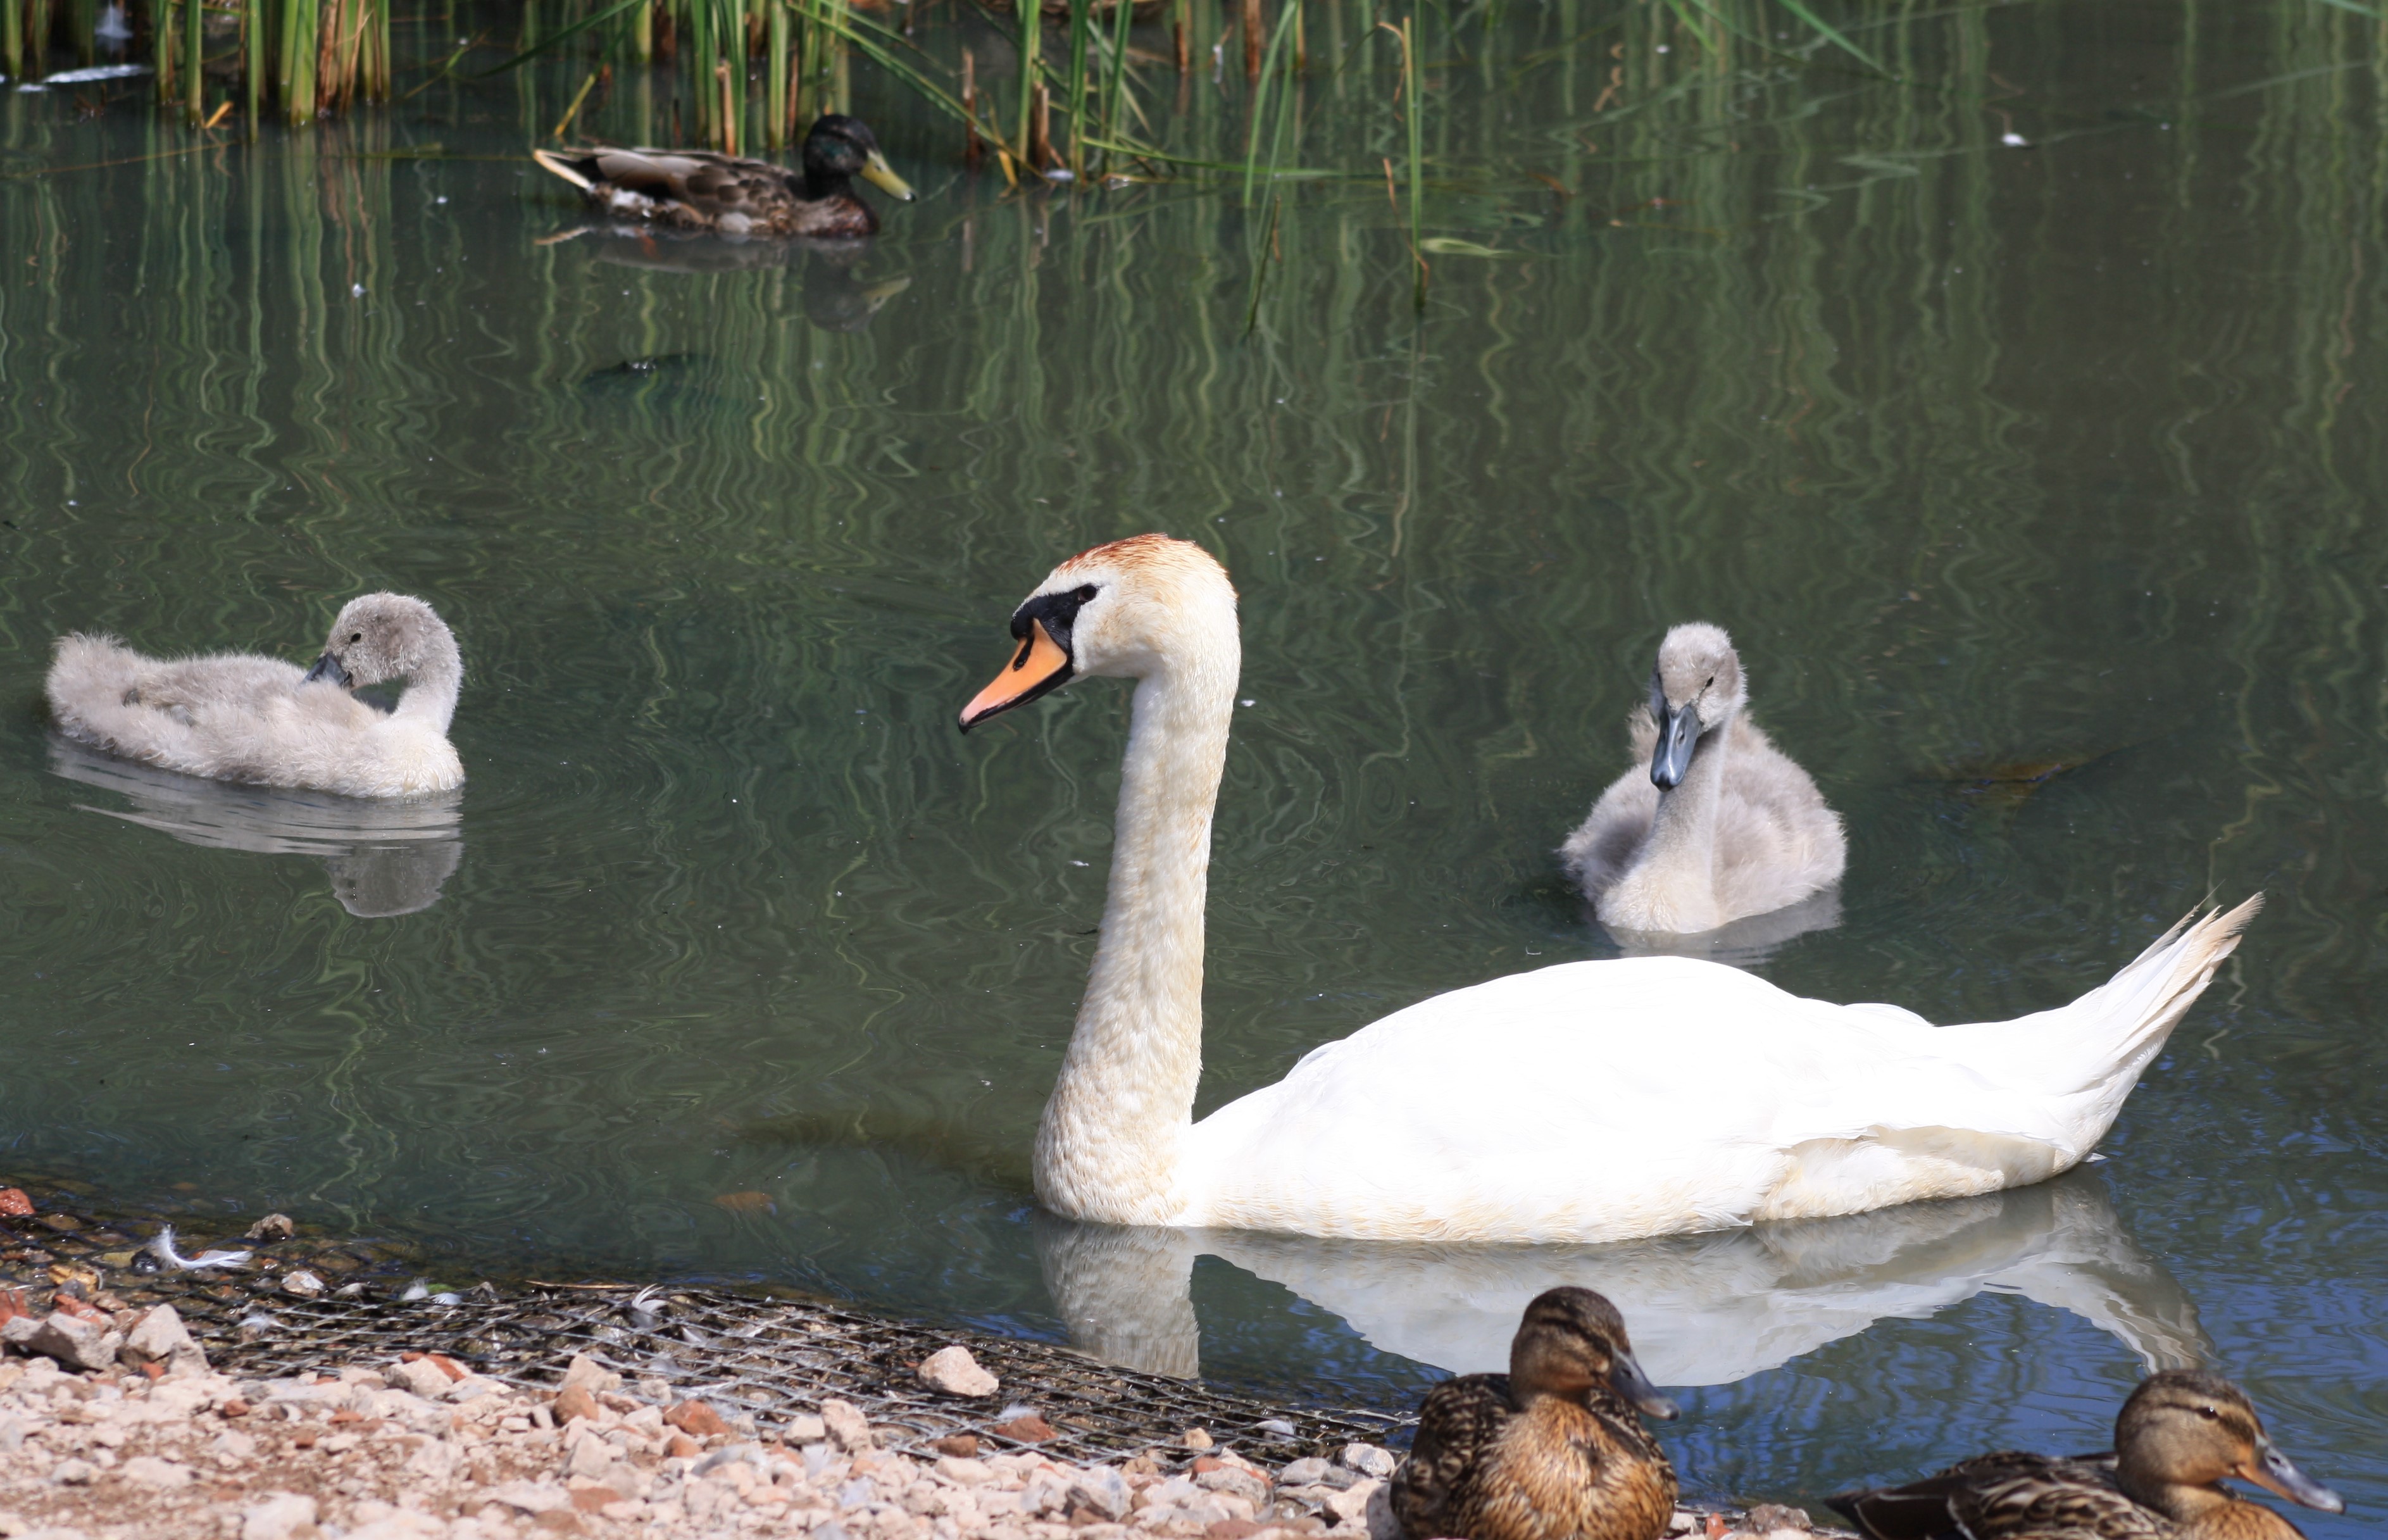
left=0, top=1320, right=1813, bottom=1540
left=1, top=1180, right=1827, bottom=1540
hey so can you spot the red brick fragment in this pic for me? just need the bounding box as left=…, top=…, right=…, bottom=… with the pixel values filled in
left=994, top=1413, right=1058, bottom=1442
left=664, top=1400, right=728, bottom=1439
left=0, top=1189, right=32, bottom=1218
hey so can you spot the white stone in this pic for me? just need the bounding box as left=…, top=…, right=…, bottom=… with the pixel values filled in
left=786, top=1413, right=827, bottom=1443
left=120, top=1305, right=208, bottom=1377
left=120, top=1455, right=193, bottom=1487
left=1342, top=1443, right=1397, bottom=1478
left=566, top=1435, right=620, bottom=1479
left=937, top=1456, right=997, bottom=1486
left=240, top=1493, right=319, bottom=1540
left=1066, top=1467, right=1132, bottom=1520
left=559, top=1353, right=622, bottom=1396
left=389, top=1360, right=451, bottom=1399
left=917, top=1346, right=999, bottom=1399
left=443, top=1374, right=508, bottom=1403
left=1325, top=1477, right=1383, bottom=1526
left=822, top=1398, right=873, bottom=1452
left=48, top=1460, right=97, bottom=1487
left=484, top=1480, right=570, bottom=1514
left=15, top=1314, right=121, bottom=1374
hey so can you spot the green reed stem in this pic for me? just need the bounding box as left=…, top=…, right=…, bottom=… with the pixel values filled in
left=1015, top=0, right=1037, bottom=170
left=184, top=0, right=201, bottom=120
left=1099, top=0, right=1133, bottom=165
left=1062, top=0, right=1087, bottom=165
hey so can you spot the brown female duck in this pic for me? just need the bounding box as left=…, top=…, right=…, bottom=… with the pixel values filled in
left=532, top=113, right=914, bottom=239
left=1827, top=1370, right=2344, bottom=1539
left=1392, top=1287, right=1680, bottom=1540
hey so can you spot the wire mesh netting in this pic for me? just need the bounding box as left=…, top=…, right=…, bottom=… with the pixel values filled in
left=187, top=1282, right=1415, bottom=1463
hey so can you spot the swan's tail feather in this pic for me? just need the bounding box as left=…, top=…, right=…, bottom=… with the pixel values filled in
left=1964, top=895, right=2261, bottom=1143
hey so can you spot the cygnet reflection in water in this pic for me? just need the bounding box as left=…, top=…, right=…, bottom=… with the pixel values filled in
left=47, top=737, right=463, bottom=918
left=1592, top=885, right=1842, bottom=967
left=1034, top=1174, right=2205, bottom=1388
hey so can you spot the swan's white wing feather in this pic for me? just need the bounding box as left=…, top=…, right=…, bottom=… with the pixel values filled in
left=1185, top=956, right=2082, bottom=1243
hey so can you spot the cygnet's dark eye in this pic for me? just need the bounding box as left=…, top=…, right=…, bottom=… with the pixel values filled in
left=1705, top=675, right=1714, bottom=687
left=1075, top=585, right=1098, bottom=603
left=349, top=632, right=363, bottom=644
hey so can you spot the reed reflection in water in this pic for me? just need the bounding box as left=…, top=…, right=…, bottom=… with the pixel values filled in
left=0, top=0, right=2384, bottom=1526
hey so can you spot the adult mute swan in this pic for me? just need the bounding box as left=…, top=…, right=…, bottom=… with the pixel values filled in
left=47, top=593, right=464, bottom=799
left=959, top=535, right=2259, bottom=1245
left=1560, top=622, right=1846, bottom=935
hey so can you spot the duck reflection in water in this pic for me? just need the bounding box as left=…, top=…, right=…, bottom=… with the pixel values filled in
left=547, top=224, right=911, bottom=334
left=1032, top=1172, right=2206, bottom=1386
left=47, top=737, right=463, bottom=918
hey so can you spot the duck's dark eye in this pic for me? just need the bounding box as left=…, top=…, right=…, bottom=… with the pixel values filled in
left=1075, top=585, right=1098, bottom=603
left=2194, top=1406, right=2221, bottom=1421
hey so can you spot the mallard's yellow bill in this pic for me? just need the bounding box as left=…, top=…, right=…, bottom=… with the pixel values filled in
left=861, top=151, right=916, bottom=201
left=960, top=619, right=1071, bottom=730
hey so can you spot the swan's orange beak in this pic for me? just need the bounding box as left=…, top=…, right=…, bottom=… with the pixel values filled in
left=960, top=618, right=1073, bottom=731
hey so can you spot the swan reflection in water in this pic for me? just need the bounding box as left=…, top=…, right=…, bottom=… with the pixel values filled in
left=47, top=737, right=463, bottom=918
left=1035, top=1172, right=2205, bottom=1386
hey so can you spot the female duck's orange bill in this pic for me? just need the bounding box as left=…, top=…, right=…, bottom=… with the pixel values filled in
left=960, top=618, right=1073, bottom=730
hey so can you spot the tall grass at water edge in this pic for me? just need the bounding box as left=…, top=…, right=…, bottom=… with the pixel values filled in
left=4, top=0, right=2103, bottom=160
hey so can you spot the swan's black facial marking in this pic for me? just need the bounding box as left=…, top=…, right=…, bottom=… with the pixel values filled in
left=958, top=583, right=1099, bottom=731
left=1011, top=583, right=1097, bottom=663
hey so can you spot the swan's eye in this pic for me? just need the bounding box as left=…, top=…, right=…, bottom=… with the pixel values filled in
left=1075, top=585, right=1098, bottom=603
left=349, top=632, right=362, bottom=644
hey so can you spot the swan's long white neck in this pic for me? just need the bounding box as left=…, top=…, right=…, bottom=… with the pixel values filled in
left=1641, top=712, right=1733, bottom=894
left=1033, top=634, right=1238, bottom=1225
left=394, top=629, right=464, bottom=734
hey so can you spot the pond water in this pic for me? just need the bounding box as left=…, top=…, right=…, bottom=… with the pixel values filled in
left=2, top=0, right=2384, bottom=1524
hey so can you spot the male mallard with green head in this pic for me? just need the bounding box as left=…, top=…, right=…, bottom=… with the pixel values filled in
left=1392, top=1287, right=1680, bottom=1540
left=1827, top=1370, right=2344, bottom=1539
left=532, top=113, right=915, bottom=239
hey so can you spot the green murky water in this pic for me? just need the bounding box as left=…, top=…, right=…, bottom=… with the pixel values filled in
left=3, top=0, right=2384, bottom=1522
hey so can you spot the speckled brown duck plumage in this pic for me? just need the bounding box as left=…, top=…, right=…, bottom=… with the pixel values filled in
left=532, top=114, right=914, bottom=239
left=1392, top=1287, right=1680, bottom=1540
left=1827, top=1371, right=2345, bottom=1540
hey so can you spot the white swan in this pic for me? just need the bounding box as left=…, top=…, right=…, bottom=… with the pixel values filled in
left=47, top=593, right=464, bottom=798
left=960, top=534, right=2260, bottom=1246
left=1559, top=622, right=1846, bottom=935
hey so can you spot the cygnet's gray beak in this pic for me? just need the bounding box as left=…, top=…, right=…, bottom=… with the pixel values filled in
left=1649, top=701, right=1701, bottom=791
left=1608, top=1348, right=1678, bottom=1421
left=303, top=653, right=353, bottom=688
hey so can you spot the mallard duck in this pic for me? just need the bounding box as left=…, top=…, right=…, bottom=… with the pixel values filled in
left=531, top=113, right=915, bottom=239
left=1392, top=1286, right=1679, bottom=1540
left=1559, top=622, right=1846, bottom=936
left=956, top=534, right=2259, bottom=1243
left=47, top=593, right=465, bottom=798
left=1826, top=1370, right=2344, bottom=1539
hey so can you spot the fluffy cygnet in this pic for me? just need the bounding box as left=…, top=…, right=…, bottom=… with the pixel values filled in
left=46, top=592, right=465, bottom=798
left=1559, top=622, right=1844, bottom=935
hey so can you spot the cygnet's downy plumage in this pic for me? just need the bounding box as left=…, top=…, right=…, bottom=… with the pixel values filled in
left=47, top=593, right=465, bottom=799
left=1560, top=623, right=1844, bottom=935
